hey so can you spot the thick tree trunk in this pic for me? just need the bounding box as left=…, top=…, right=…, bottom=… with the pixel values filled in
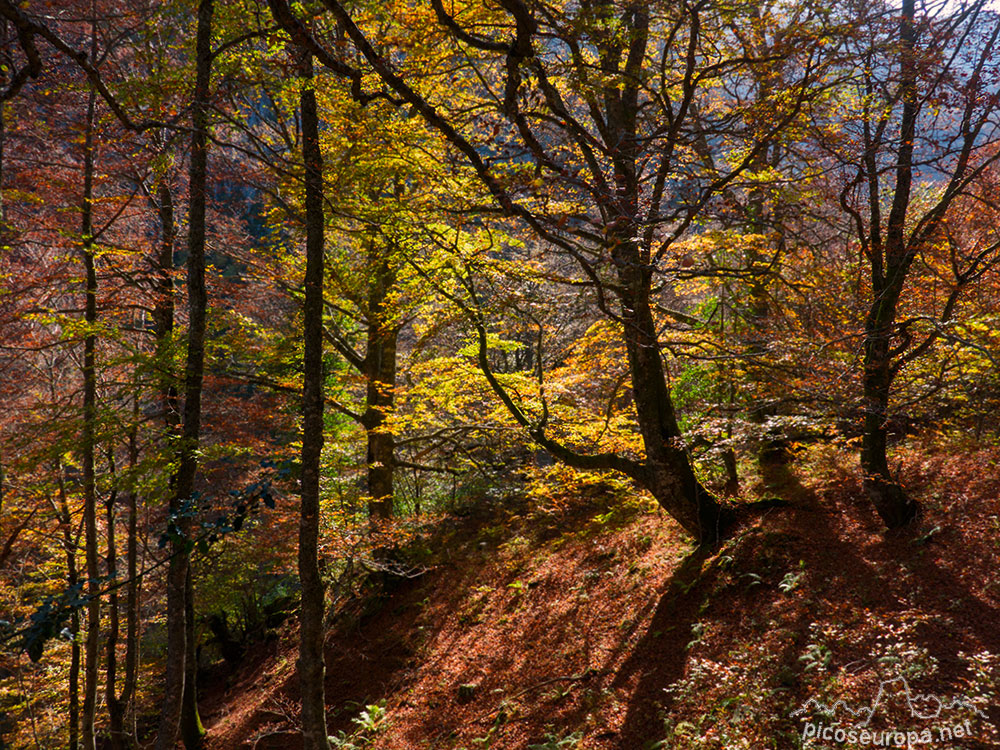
left=297, top=51, right=331, bottom=750
left=80, top=77, right=100, bottom=750
left=601, top=8, right=729, bottom=543
left=621, top=291, right=730, bottom=541
left=364, top=255, right=398, bottom=522
left=156, top=1, right=213, bottom=747
left=860, top=294, right=919, bottom=527
left=158, top=546, right=187, bottom=750
left=612, top=231, right=731, bottom=543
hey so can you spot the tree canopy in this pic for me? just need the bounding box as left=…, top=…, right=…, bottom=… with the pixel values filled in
left=1, top=0, right=999, bottom=747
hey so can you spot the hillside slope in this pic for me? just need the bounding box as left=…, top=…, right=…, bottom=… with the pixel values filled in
left=198, top=443, right=1000, bottom=749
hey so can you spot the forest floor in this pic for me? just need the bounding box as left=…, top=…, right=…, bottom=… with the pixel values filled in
left=196, top=439, right=1000, bottom=749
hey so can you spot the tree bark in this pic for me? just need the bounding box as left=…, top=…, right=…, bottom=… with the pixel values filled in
left=56, top=466, right=81, bottom=750
left=601, top=5, right=729, bottom=541
left=80, top=71, right=100, bottom=750
left=613, top=240, right=731, bottom=542
left=859, top=0, right=920, bottom=529
left=363, top=250, right=398, bottom=522
left=105, top=450, right=123, bottom=750
left=109, top=402, right=140, bottom=749
left=297, top=50, right=331, bottom=750
left=860, top=302, right=918, bottom=527
left=0, top=73, right=5, bottom=229
left=155, top=1, right=213, bottom=747
left=153, top=177, right=179, bottom=427
left=181, top=567, right=205, bottom=748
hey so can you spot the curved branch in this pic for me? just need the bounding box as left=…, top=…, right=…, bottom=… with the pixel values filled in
left=429, top=0, right=507, bottom=52
left=265, top=0, right=403, bottom=106
left=404, top=247, right=646, bottom=483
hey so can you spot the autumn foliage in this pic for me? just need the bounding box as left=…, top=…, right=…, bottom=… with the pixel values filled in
left=1, top=0, right=1000, bottom=748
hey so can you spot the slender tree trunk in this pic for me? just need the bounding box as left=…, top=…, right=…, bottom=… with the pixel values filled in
left=150, top=153, right=177, bottom=750
left=0, top=90, right=7, bottom=567
left=56, top=467, right=81, bottom=750
left=364, top=252, right=398, bottom=522
left=153, top=178, right=179, bottom=426
left=80, top=72, right=100, bottom=750
left=113, top=401, right=140, bottom=748
left=0, top=44, right=5, bottom=533
left=860, top=0, right=920, bottom=529
left=105, top=449, right=123, bottom=750
left=147, top=160, right=176, bottom=750
left=297, top=50, right=331, bottom=750
left=181, top=567, right=205, bottom=748
left=0, top=82, right=5, bottom=230
left=156, top=1, right=213, bottom=747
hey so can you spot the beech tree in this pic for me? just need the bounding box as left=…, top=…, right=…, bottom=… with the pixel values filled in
left=296, top=48, right=330, bottom=750
left=267, top=0, right=847, bottom=542
left=156, top=0, right=214, bottom=746
left=79, top=38, right=99, bottom=750
left=823, top=0, right=1000, bottom=526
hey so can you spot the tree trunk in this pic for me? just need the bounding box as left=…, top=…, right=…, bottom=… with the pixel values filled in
left=56, top=467, right=81, bottom=750
left=0, top=74, right=5, bottom=230
left=295, top=0, right=735, bottom=546
left=80, top=73, right=100, bottom=750
left=601, top=9, right=729, bottom=543
left=149, top=159, right=176, bottom=750
left=158, top=550, right=187, bottom=750
left=111, top=403, right=140, bottom=749
left=612, top=231, right=731, bottom=543
left=364, top=251, right=398, bottom=522
left=860, top=291, right=918, bottom=527
left=181, top=567, right=205, bottom=748
left=156, top=1, right=213, bottom=747
left=622, top=295, right=730, bottom=542
left=123, top=409, right=140, bottom=740
left=297, top=50, right=331, bottom=750
left=153, top=177, right=179, bottom=427
left=859, top=0, right=920, bottom=529
left=105, top=450, right=124, bottom=750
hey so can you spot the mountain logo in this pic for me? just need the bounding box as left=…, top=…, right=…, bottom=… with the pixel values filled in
left=791, top=675, right=987, bottom=727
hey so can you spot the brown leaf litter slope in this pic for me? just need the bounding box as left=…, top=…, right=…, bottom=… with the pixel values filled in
left=200, top=443, right=1000, bottom=750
